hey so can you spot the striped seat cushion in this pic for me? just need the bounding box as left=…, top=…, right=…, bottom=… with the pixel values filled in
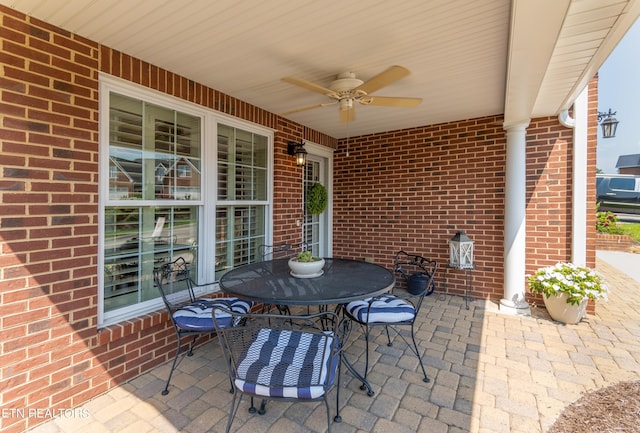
left=346, top=294, right=416, bottom=323
left=173, top=298, right=252, bottom=331
left=234, top=328, right=337, bottom=399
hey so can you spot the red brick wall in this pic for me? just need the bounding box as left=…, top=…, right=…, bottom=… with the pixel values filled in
left=332, top=83, right=598, bottom=303
left=0, top=4, right=596, bottom=432
left=332, top=117, right=507, bottom=299
left=0, top=7, right=335, bottom=432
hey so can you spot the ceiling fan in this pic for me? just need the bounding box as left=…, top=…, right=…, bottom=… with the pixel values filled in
left=280, top=65, right=422, bottom=123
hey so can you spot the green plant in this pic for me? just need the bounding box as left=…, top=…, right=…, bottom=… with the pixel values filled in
left=296, top=251, right=317, bottom=262
left=306, top=182, right=328, bottom=215
left=528, top=262, right=608, bottom=305
left=596, top=209, right=622, bottom=234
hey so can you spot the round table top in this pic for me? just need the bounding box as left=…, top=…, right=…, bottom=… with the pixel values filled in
left=218, top=258, right=395, bottom=306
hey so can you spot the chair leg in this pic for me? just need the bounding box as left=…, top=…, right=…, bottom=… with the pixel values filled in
left=359, top=324, right=371, bottom=391
left=225, top=390, right=243, bottom=433
left=162, top=334, right=183, bottom=395
left=384, top=325, right=392, bottom=346
left=334, top=355, right=342, bottom=423
left=186, top=335, right=198, bottom=356
left=409, top=323, right=430, bottom=383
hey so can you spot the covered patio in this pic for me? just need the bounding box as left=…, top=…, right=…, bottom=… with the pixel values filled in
left=27, top=256, right=640, bottom=433
left=2, top=1, right=640, bottom=432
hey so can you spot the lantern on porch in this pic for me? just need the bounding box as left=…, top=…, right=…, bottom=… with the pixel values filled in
left=448, top=231, right=474, bottom=269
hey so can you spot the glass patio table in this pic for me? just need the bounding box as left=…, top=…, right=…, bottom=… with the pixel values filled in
left=218, top=257, right=396, bottom=397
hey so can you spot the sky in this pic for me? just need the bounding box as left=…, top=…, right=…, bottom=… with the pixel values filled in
left=597, top=18, right=640, bottom=173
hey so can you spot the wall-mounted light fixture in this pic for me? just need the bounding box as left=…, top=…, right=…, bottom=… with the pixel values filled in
left=598, top=109, right=619, bottom=139
left=287, top=141, right=307, bottom=166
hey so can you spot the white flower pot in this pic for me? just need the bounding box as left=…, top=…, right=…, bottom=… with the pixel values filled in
left=543, top=292, right=588, bottom=324
left=288, top=258, right=325, bottom=278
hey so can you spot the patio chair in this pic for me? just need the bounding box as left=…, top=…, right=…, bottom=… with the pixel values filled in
left=343, top=251, right=437, bottom=390
left=257, top=243, right=304, bottom=315
left=153, top=257, right=253, bottom=395
left=258, top=242, right=300, bottom=260
left=212, top=306, right=343, bottom=433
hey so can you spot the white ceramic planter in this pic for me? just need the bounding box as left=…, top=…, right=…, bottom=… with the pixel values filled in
left=543, top=292, right=588, bottom=324
left=288, top=258, right=325, bottom=278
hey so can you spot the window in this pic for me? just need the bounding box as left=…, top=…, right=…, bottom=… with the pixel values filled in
left=99, top=76, right=272, bottom=326
left=610, top=178, right=635, bottom=191
left=214, top=124, right=269, bottom=280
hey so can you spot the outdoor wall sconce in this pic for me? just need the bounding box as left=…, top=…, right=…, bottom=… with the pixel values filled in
left=287, top=141, right=307, bottom=166
left=598, top=109, right=619, bottom=139
left=448, top=230, right=475, bottom=269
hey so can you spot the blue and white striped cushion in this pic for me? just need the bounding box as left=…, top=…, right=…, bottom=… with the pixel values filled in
left=234, top=328, right=337, bottom=399
left=346, top=294, right=416, bottom=324
left=174, top=298, right=252, bottom=331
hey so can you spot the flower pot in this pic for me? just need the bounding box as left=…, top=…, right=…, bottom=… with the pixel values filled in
left=288, top=257, right=325, bottom=278
left=542, top=293, right=588, bottom=324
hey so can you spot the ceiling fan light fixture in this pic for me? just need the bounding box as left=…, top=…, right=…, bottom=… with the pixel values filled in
left=339, top=99, right=354, bottom=111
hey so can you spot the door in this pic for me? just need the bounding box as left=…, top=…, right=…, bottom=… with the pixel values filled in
left=302, top=146, right=332, bottom=257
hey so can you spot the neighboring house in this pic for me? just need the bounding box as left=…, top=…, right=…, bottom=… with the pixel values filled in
left=0, top=4, right=619, bottom=433
left=616, top=154, right=640, bottom=175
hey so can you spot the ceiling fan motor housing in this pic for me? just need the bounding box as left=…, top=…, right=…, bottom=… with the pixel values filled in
left=329, top=72, right=364, bottom=94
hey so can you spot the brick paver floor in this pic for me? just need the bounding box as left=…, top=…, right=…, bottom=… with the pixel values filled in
left=28, top=256, right=640, bottom=433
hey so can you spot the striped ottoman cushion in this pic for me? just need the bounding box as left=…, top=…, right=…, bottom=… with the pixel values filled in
left=234, top=328, right=337, bottom=399
left=346, top=294, right=416, bottom=323
left=174, top=298, right=252, bottom=331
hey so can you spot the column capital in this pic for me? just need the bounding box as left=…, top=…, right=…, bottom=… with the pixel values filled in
left=502, top=120, right=530, bottom=132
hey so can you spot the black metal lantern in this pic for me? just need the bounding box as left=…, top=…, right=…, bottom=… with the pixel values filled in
left=287, top=141, right=307, bottom=166
left=448, top=231, right=474, bottom=269
left=598, top=109, right=619, bottom=139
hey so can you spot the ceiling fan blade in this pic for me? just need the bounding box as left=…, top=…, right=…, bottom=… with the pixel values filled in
left=355, top=65, right=411, bottom=95
left=364, top=96, right=422, bottom=108
left=282, top=76, right=337, bottom=96
left=279, top=102, right=337, bottom=116
left=340, top=107, right=355, bottom=123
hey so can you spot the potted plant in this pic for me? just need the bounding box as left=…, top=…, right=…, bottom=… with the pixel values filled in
left=528, top=262, right=608, bottom=324
left=288, top=251, right=325, bottom=278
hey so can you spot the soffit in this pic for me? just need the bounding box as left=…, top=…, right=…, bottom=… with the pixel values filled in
left=1, top=0, right=638, bottom=138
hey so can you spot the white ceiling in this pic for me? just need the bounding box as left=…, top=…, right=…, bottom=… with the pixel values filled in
left=2, top=0, right=639, bottom=138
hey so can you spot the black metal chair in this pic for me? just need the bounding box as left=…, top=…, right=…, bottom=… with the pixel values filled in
left=212, top=306, right=344, bottom=433
left=153, top=257, right=253, bottom=395
left=343, top=251, right=437, bottom=390
left=258, top=243, right=300, bottom=261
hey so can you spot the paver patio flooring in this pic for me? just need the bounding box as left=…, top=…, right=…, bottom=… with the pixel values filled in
left=28, top=255, right=640, bottom=433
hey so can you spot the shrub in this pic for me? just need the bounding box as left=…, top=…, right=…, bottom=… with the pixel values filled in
left=596, top=209, right=622, bottom=234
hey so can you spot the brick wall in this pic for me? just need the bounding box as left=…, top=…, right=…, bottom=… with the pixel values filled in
left=332, top=117, right=508, bottom=299
left=0, top=4, right=596, bottom=432
left=0, top=7, right=335, bottom=432
left=332, top=88, right=598, bottom=303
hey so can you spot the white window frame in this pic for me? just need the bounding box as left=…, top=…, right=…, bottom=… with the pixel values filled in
left=97, top=74, right=274, bottom=327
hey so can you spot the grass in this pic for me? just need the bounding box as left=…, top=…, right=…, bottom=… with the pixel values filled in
left=618, top=222, right=640, bottom=243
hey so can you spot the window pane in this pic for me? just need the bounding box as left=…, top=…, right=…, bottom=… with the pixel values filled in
left=214, top=205, right=265, bottom=280
left=217, top=124, right=268, bottom=201
left=610, top=178, right=635, bottom=190
left=103, top=206, right=198, bottom=312
left=109, top=94, right=143, bottom=199
left=109, top=93, right=201, bottom=201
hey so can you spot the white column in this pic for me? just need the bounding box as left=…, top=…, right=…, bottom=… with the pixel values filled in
left=501, top=121, right=531, bottom=315
left=571, top=88, right=588, bottom=266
